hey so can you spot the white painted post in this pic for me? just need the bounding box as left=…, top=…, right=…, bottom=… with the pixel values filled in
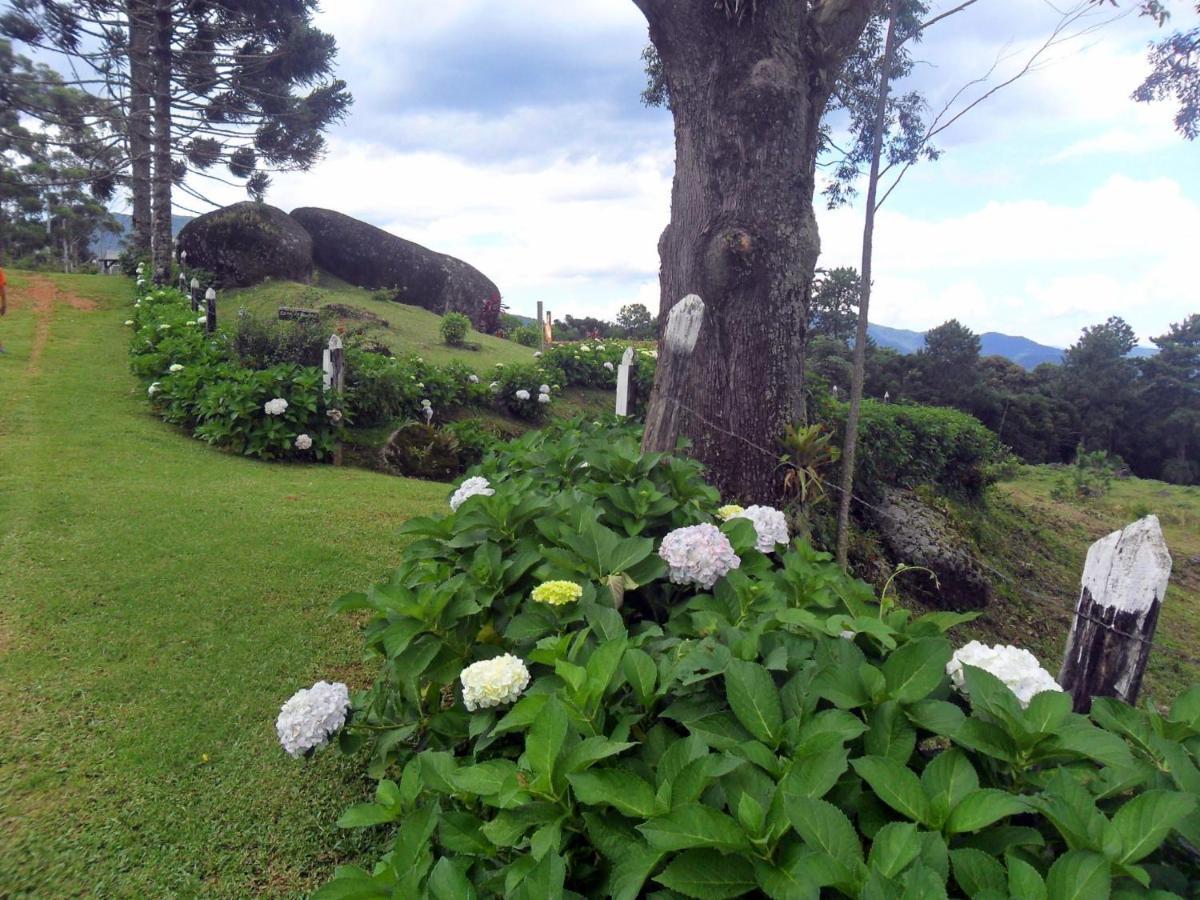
left=322, top=348, right=333, bottom=392
left=615, top=346, right=635, bottom=417
left=205, top=287, right=217, bottom=333
left=327, top=333, right=346, bottom=466
left=190, top=277, right=200, bottom=312
left=1059, top=515, right=1173, bottom=711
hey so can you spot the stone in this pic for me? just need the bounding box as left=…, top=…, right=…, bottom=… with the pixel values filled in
left=176, top=202, right=313, bottom=287
left=870, top=487, right=991, bottom=610
left=290, top=207, right=500, bottom=328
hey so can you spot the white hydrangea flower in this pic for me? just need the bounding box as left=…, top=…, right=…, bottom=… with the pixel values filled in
left=603, top=361, right=614, bottom=371
left=450, top=475, right=494, bottom=511
left=946, top=641, right=1063, bottom=708
left=196, top=316, right=206, bottom=324
left=489, top=381, right=499, bottom=391
left=416, top=382, right=425, bottom=389
left=539, top=384, right=550, bottom=394
left=264, top=398, right=288, bottom=416
left=124, top=320, right=134, bottom=326
left=533, top=351, right=542, bottom=358
left=416, top=357, right=423, bottom=363
left=659, top=523, right=741, bottom=589
left=158, top=323, right=170, bottom=331
left=733, top=505, right=790, bottom=553
left=515, top=389, right=531, bottom=401
left=147, top=382, right=161, bottom=396
left=184, top=320, right=196, bottom=326
left=468, top=374, right=480, bottom=384
left=580, top=345, right=590, bottom=352
left=596, top=344, right=606, bottom=351
left=295, top=434, right=312, bottom=450
left=136, top=278, right=145, bottom=287
left=168, top=364, right=184, bottom=373
left=538, top=393, right=551, bottom=404
left=460, top=654, right=531, bottom=711
left=275, top=680, right=350, bottom=758
left=421, top=399, right=432, bottom=408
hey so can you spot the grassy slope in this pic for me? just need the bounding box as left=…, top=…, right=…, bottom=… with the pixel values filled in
left=226, top=276, right=536, bottom=369
left=0, top=271, right=445, bottom=896
left=957, top=466, right=1200, bottom=704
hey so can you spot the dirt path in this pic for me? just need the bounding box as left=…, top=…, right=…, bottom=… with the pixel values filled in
left=15, top=276, right=97, bottom=376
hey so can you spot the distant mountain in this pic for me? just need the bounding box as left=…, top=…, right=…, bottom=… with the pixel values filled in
left=866, top=323, right=1154, bottom=369
left=93, top=212, right=193, bottom=255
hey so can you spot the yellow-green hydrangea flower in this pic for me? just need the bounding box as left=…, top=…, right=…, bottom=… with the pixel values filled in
left=531, top=580, right=583, bottom=606
left=716, top=504, right=745, bottom=521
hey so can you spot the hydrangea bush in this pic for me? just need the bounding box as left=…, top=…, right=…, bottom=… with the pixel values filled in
left=293, top=422, right=1200, bottom=898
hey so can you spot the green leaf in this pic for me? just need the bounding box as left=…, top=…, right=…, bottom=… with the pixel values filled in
left=961, top=665, right=1025, bottom=725
left=1006, top=855, right=1046, bottom=900
left=568, top=768, right=659, bottom=818
left=452, top=759, right=519, bottom=797
left=560, top=736, right=637, bottom=774
left=786, top=796, right=865, bottom=881
left=906, top=699, right=966, bottom=737
left=950, top=848, right=1007, bottom=898
left=869, top=822, right=923, bottom=878
left=609, top=847, right=664, bottom=900
left=754, top=859, right=820, bottom=900
left=336, top=802, right=396, bottom=828
left=638, top=802, right=752, bottom=853
left=945, top=790, right=1030, bottom=835
left=865, top=701, right=917, bottom=765
left=1110, top=789, right=1196, bottom=864
left=780, top=745, right=849, bottom=801
left=654, top=849, right=758, bottom=899
left=525, top=696, right=568, bottom=794
left=511, top=850, right=566, bottom=900
left=883, top=638, right=952, bottom=703
left=852, top=756, right=933, bottom=825
left=1044, top=850, right=1110, bottom=900
left=725, top=658, right=783, bottom=746
left=623, top=648, right=658, bottom=706
left=921, top=749, right=979, bottom=827
left=1025, top=690, right=1071, bottom=734
left=428, top=858, right=477, bottom=900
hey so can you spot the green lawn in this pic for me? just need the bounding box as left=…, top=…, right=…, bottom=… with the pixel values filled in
left=0, top=271, right=445, bottom=896
left=226, top=276, right=538, bottom=369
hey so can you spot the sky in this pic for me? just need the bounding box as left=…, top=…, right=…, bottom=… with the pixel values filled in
left=184, top=0, right=1199, bottom=349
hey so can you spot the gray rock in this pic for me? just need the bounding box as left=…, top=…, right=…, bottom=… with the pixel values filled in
left=291, top=207, right=500, bottom=327
left=177, top=202, right=313, bottom=287
left=871, top=488, right=991, bottom=610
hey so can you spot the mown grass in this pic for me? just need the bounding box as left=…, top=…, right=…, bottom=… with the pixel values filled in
left=0, top=270, right=445, bottom=896
left=225, top=276, right=537, bottom=369
left=957, top=466, right=1200, bottom=706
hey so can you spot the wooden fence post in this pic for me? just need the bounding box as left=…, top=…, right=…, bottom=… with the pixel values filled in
left=537, top=301, right=545, bottom=350
left=325, top=334, right=345, bottom=466
left=205, top=287, right=217, bottom=334
left=641, top=294, right=705, bottom=448
left=615, top=347, right=635, bottom=417
left=1059, top=515, right=1173, bottom=712
left=190, top=278, right=200, bottom=312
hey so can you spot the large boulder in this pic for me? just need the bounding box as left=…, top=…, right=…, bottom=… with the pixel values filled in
left=869, top=487, right=991, bottom=610
left=177, top=202, right=312, bottom=287
left=291, top=207, right=500, bottom=326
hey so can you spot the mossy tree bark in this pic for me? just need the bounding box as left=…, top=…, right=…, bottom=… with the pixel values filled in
left=634, top=0, right=874, bottom=503
left=150, top=0, right=173, bottom=276
left=127, top=0, right=153, bottom=257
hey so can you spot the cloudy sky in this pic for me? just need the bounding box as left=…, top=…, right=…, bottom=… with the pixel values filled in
left=190, top=0, right=1198, bottom=349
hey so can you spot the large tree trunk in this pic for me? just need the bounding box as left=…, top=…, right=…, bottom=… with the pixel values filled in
left=127, top=1, right=153, bottom=257
left=150, top=0, right=173, bottom=276
left=636, top=0, right=872, bottom=503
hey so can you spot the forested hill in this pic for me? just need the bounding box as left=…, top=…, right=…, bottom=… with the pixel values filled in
left=869, top=323, right=1155, bottom=368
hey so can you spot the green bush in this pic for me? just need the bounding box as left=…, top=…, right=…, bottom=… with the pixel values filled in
left=301, top=422, right=1200, bottom=899
left=1161, top=458, right=1198, bottom=486
left=1052, top=445, right=1118, bottom=501
left=441, top=312, right=471, bottom=347
left=830, top=401, right=1004, bottom=500
left=512, top=325, right=540, bottom=347
left=230, top=308, right=327, bottom=368
left=490, top=363, right=552, bottom=422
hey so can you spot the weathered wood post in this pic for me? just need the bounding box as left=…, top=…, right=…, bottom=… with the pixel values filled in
left=205, top=287, right=217, bottom=334
left=641, top=295, right=705, bottom=445
left=325, top=334, right=346, bottom=466
left=615, top=346, right=636, bottom=417
left=536, top=301, right=545, bottom=350
left=178, top=272, right=187, bottom=293
left=190, top=277, right=200, bottom=312
left=545, top=310, right=553, bottom=346
left=1059, top=515, right=1173, bottom=712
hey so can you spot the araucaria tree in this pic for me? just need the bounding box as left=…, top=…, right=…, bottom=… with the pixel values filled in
left=635, top=0, right=875, bottom=502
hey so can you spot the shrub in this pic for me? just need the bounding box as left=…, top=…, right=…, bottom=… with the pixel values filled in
left=1162, top=458, right=1198, bottom=486
left=230, top=309, right=326, bottom=368
left=381, top=423, right=471, bottom=480
left=1052, top=444, right=1117, bottom=500
left=441, top=311, right=471, bottom=346
left=512, top=324, right=540, bottom=347
left=830, top=401, right=1004, bottom=500
left=299, top=422, right=1200, bottom=899
left=491, top=362, right=552, bottom=421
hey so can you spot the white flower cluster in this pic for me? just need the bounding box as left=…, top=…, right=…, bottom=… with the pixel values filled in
left=196, top=316, right=206, bottom=325
left=468, top=374, right=480, bottom=384
left=168, top=364, right=184, bottom=373
left=659, top=523, right=741, bottom=589
left=147, top=382, right=161, bottom=396
left=946, top=640, right=1063, bottom=708
left=460, top=654, right=530, bottom=711
left=733, top=505, right=790, bottom=553
left=124, top=320, right=134, bottom=326
left=515, top=389, right=531, bottom=401
left=603, top=361, right=614, bottom=371
left=538, top=392, right=550, bottom=404
left=450, top=476, right=495, bottom=511
left=295, top=433, right=312, bottom=450
left=158, top=323, right=170, bottom=331
left=263, top=398, right=288, bottom=416
left=276, top=680, right=350, bottom=758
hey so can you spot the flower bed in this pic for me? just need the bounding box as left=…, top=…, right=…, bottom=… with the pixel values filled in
left=279, top=421, right=1200, bottom=898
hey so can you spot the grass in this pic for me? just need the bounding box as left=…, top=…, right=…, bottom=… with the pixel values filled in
left=226, top=275, right=537, bottom=369
left=952, top=466, right=1200, bottom=706
left=0, top=270, right=446, bottom=896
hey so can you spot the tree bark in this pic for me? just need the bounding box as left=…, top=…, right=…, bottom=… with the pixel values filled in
left=150, top=0, right=173, bottom=276
left=836, top=0, right=899, bottom=568
left=127, top=0, right=153, bottom=257
left=636, top=0, right=872, bottom=503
